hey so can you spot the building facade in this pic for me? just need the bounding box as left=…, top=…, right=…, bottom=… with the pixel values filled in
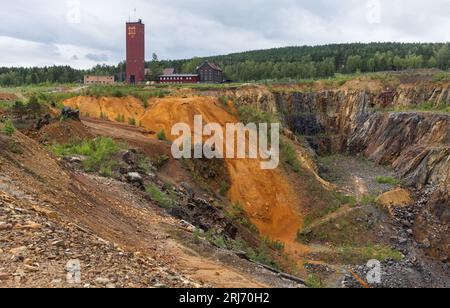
left=84, top=75, right=115, bottom=85
left=196, top=61, right=223, bottom=83
left=159, top=74, right=200, bottom=84
left=126, top=20, right=145, bottom=84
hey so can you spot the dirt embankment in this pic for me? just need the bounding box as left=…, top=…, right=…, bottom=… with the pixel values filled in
left=1, top=126, right=302, bottom=288
left=65, top=95, right=308, bottom=257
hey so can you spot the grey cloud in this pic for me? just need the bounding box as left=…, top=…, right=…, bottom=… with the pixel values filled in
left=0, top=0, right=449, bottom=68
left=85, top=53, right=109, bottom=62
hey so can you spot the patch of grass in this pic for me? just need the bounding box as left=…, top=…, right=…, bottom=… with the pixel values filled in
left=387, top=101, right=450, bottom=114
left=82, top=85, right=170, bottom=106
left=360, top=194, right=377, bottom=206
left=338, top=244, right=403, bottom=264
left=376, top=176, right=400, bottom=186
left=219, top=181, right=230, bottom=196
left=263, top=237, right=285, bottom=252
left=0, top=101, right=15, bottom=110
left=156, top=130, right=167, bottom=141
left=237, top=105, right=279, bottom=125
left=218, top=95, right=229, bottom=107
left=334, top=191, right=357, bottom=207
left=112, top=89, right=124, bottom=98
left=230, top=237, right=281, bottom=270
left=115, top=114, right=125, bottom=123
left=33, top=92, right=78, bottom=109
left=49, top=137, right=125, bottom=177
left=433, top=72, right=450, bottom=83
left=128, top=117, right=136, bottom=126
left=248, top=238, right=281, bottom=270
left=1, top=119, right=16, bottom=136
left=225, top=203, right=259, bottom=234
left=145, top=183, right=174, bottom=209
left=152, top=154, right=169, bottom=168
left=280, top=140, right=301, bottom=173
left=99, top=112, right=109, bottom=121
left=205, top=231, right=228, bottom=249
left=305, top=274, right=325, bottom=288
left=137, top=154, right=153, bottom=174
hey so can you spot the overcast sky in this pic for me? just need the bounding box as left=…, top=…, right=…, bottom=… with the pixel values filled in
left=0, top=0, right=449, bottom=69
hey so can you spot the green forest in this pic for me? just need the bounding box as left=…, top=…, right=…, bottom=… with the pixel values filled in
left=1, top=42, right=449, bottom=86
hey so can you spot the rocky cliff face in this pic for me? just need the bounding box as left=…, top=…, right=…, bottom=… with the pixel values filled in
left=231, top=83, right=450, bottom=265
left=268, top=85, right=450, bottom=189
left=349, top=112, right=450, bottom=189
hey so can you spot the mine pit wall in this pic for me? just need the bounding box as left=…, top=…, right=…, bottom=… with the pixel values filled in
left=228, top=85, right=450, bottom=189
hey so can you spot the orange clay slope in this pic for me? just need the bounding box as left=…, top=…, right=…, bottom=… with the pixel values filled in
left=64, top=95, right=307, bottom=256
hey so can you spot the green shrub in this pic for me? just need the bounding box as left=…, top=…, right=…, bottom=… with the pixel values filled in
left=338, top=244, right=403, bottom=264
left=433, top=72, right=450, bottom=83
left=218, top=96, right=229, bottom=106
left=99, top=112, right=109, bottom=121
left=226, top=203, right=259, bottom=234
left=128, top=117, right=136, bottom=126
left=333, top=192, right=357, bottom=207
left=2, top=119, right=16, bottom=136
left=49, top=137, right=125, bottom=177
left=263, top=237, right=285, bottom=251
left=305, top=275, right=324, bottom=288
left=137, top=154, right=153, bottom=173
left=112, top=89, right=124, bottom=97
left=153, top=154, right=169, bottom=168
left=145, top=184, right=174, bottom=209
left=156, top=130, right=167, bottom=141
left=115, top=114, right=125, bottom=123
left=219, top=181, right=230, bottom=196
left=237, top=106, right=279, bottom=125
left=205, top=231, right=228, bottom=249
left=280, top=140, right=301, bottom=173
left=0, top=101, right=14, bottom=110
left=360, top=194, right=377, bottom=206
left=376, top=176, right=400, bottom=186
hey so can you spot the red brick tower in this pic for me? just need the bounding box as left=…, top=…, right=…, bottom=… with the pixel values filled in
left=126, top=19, right=145, bottom=84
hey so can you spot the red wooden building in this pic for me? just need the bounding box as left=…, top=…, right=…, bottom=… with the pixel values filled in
left=126, top=20, right=145, bottom=84
left=158, top=74, right=200, bottom=84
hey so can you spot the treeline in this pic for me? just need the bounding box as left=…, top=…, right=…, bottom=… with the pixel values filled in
left=182, top=43, right=450, bottom=81
left=0, top=64, right=124, bottom=87
left=1, top=43, right=449, bottom=86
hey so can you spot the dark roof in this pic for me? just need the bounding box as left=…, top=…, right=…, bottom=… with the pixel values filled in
left=197, top=61, right=223, bottom=72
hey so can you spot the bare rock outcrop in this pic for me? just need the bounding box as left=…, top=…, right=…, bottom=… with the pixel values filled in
left=273, top=85, right=450, bottom=189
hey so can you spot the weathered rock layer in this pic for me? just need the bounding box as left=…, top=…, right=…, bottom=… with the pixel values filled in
left=239, top=85, right=450, bottom=189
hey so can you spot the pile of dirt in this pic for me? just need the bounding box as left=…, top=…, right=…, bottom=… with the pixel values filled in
left=64, top=96, right=145, bottom=123
left=37, top=120, right=93, bottom=144
left=0, top=93, right=17, bottom=101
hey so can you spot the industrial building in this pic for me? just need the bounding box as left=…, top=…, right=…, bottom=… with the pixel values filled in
left=126, top=19, right=145, bottom=84
left=158, top=74, right=200, bottom=84
left=157, top=62, right=223, bottom=84
left=84, top=75, right=115, bottom=85
left=124, top=18, right=224, bottom=85
left=196, top=61, right=223, bottom=83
